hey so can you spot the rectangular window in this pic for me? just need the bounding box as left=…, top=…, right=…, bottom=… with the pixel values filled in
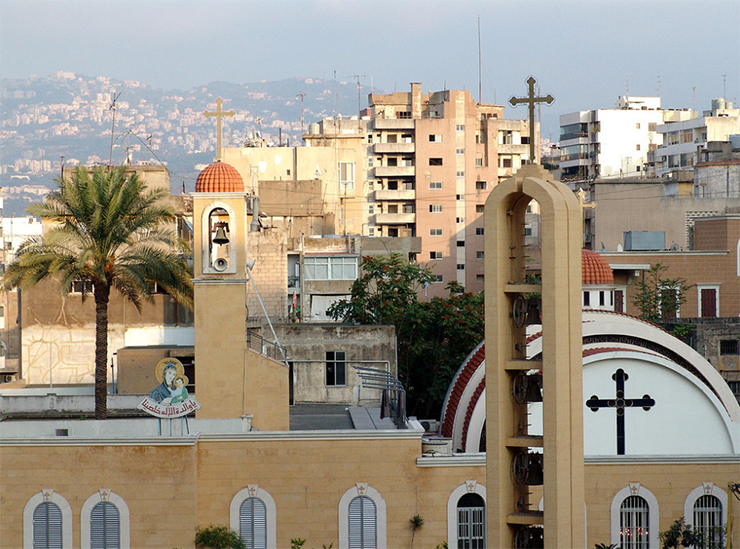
left=387, top=157, right=398, bottom=167
left=433, top=274, right=444, bottom=282
left=636, top=123, right=641, bottom=129
left=636, top=144, right=641, bottom=151
left=700, top=287, right=718, bottom=318
left=398, top=111, right=411, bottom=119
left=429, top=158, right=443, bottom=166
left=457, top=240, right=465, bottom=247
left=457, top=194, right=465, bottom=201
left=720, top=340, right=738, bottom=355
left=475, top=158, right=483, bottom=167
left=476, top=205, right=485, bottom=213
left=475, top=228, right=484, bottom=235
left=457, top=264, right=465, bottom=270
left=476, top=251, right=484, bottom=259
left=339, top=162, right=355, bottom=190
left=368, top=205, right=374, bottom=214
left=402, top=203, right=414, bottom=214
left=326, top=351, right=346, bottom=386
left=429, top=134, right=442, bottom=143
left=71, top=280, right=94, bottom=294
left=429, top=228, right=443, bottom=236
left=388, top=204, right=398, bottom=214
left=386, top=134, right=398, bottom=143
left=456, top=125, right=465, bottom=132
left=502, top=158, right=512, bottom=168
left=456, top=217, right=465, bottom=224
left=456, top=171, right=465, bottom=177
left=475, top=181, right=487, bottom=190
left=430, top=251, right=443, bottom=260
left=304, top=256, right=358, bottom=281
left=648, top=122, right=657, bottom=131
left=476, top=274, right=484, bottom=282
left=429, top=181, right=442, bottom=190
left=429, top=204, right=443, bottom=213
left=456, top=148, right=465, bottom=155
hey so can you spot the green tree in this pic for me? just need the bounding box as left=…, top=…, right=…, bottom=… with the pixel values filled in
left=195, top=525, right=246, bottom=549
left=659, top=516, right=726, bottom=549
left=2, top=166, right=193, bottom=419
left=632, top=263, right=693, bottom=323
left=328, top=254, right=484, bottom=418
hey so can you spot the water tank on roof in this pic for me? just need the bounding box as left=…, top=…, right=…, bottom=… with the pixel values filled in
left=712, top=98, right=726, bottom=111
left=624, top=231, right=665, bottom=251
left=309, top=123, right=319, bottom=134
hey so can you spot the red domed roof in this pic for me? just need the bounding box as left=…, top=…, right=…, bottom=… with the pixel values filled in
left=195, top=161, right=244, bottom=193
left=582, top=249, right=614, bottom=285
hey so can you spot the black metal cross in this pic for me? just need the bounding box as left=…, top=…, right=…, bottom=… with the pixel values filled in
left=586, top=368, right=655, bottom=455
left=508, top=76, right=554, bottom=164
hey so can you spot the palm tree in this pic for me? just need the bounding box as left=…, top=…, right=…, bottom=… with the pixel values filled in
left=2, top=166, right=193, bottom=419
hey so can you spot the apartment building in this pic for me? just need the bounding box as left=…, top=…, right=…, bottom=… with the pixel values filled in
left=559, top=96, right=689, bottom=182
left=655, top=98, right=740, bottom=178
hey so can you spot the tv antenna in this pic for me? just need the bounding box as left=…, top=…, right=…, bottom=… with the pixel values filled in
left=108, top=92, right=121, bottom=166
left=296, top=93, right=307, bottom=134
left=345, top=73, right=365, bottom=115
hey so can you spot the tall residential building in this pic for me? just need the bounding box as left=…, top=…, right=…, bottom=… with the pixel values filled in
left=559, top=96, right=689, bottom=182
left=655, top=99, right=740, bottom=178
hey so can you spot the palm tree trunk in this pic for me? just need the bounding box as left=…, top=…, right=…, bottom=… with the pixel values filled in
left=93, top=283, right=110, bottom=420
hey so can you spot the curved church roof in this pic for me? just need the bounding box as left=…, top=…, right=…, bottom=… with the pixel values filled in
left=195, top=161, right=245, bottom=193
left=439, top=310, right=740, bottom=456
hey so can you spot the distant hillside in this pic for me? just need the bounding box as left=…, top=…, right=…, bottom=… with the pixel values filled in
left=0, top=73, right=376, bottom=215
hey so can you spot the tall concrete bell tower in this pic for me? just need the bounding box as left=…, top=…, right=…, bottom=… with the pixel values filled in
left=484, top=164, right=585, bottom=548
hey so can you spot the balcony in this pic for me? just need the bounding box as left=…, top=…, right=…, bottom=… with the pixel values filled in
left=372, top=118, right=415, bottom=130
left=374, top=189, right=416, bottom=201
left=374, top=213, right=416, bottom=224
left=372, top=166, right=415, bottom=178
left=373, top=142, right=415, bottom=154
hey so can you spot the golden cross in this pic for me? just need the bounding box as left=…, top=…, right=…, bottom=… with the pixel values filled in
left=509, top=76, right=554, bottom=164
left=576, top=188, right=597, bottom=212
left=203, top=97, right=235, bottom=161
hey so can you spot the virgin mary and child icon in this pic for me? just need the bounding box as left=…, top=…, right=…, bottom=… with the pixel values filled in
left=138, top=357, right=201, bottom=418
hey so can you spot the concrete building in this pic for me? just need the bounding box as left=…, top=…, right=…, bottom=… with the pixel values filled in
left=655, top=99, right=740, bottom=178
left=559, top=96, right=690, bottom=182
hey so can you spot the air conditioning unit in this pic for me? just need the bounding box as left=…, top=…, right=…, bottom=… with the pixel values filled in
left=512, top=451, right=544, bottom=486
left=419, top=419, right=439, bottom=433
left=2, top=374, right=16, bottom=383
left=514, top=527, right=544, bottom=549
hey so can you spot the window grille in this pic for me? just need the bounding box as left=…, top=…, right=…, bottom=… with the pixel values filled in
left=457, top=493, right=485, bottom=549
left=620, top=495, right=649, bottom=549
left=693, top=495, right=722, bottom=549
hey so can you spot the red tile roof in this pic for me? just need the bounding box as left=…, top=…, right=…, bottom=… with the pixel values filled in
left=582, top=249, right=614, bottom=285
left=195, top=161, right=245, bottom=193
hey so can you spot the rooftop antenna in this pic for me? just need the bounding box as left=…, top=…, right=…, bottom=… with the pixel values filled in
left=722, top=74, right=727, bottom=101
left=333, top=70, right=338, bottom=115
left=477, top=16, right=482, bottom=104
left=657, top=75, right=661, bottom=97
left=108, top=92, right=121, bottom=166
left=296, top=93, right=307, bottom=134
left=345, top=74, right=365, bottom=115
left=692, top=86, right=696, bottom=112
left=625, top=76, right=630, bottom=97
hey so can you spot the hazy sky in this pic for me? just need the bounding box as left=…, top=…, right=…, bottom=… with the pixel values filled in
left=1, top=0, right=738, bottom=138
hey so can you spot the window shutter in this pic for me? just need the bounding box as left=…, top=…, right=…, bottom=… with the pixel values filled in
left=33, top=502, right=63, bottom=549
left=90, top=501, right=120, bottom=549
left=348, top=496, right=376, bottom=549
left=240, top=497, right=267, bottom=549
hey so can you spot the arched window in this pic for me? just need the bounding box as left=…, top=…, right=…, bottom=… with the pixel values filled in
left=239, top=498, right=267, bottom=549
left=447, top=481, right=487, bottom=549
left=81, top=490, right=130, bottom=549
left=457, top=493, right=485, bottom=548
left=610, top=484, right=658, bottom=549
left=338, top=484, right=386, bottom=549
left=229, top=486, right=276, bottom=549
left=348, top=496, right=376, bottom=549
left=684, top=484, right=727, bottom=548
left=23, top=490, right=73, bottom=549
left=693, top=495, right=722, bottom=547
left=620, top=496, right=649, bottom=549
left=90, top=502, right=120, bottom=549
left=33, top=502, right=63, bottom=549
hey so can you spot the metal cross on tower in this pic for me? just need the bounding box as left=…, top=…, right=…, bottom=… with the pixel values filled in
left=203, top=97, right=235, bottom=161
left=586, top=368, right=655, bottom=455
left=509, top=76, right=554, bottom=164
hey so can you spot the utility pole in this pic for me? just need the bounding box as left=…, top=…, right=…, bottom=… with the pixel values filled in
left=108, top=92, right=121, bottom=167
left=346, top=74, right=366, bottom=115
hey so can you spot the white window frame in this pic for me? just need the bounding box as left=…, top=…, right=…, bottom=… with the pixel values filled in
left=230, top=486, right=277, bottom=549
left=339, top=162, right=356, bottom=190
left=447, top=481, right=486, bottom=547
left=456, top=124, right=465, bottom=132
left=456, top=171, right=465, bottom=178
left=430, top=204, right=443, bottom=213
left=456, top=148, right=465, bottom=155
left=430, top=252, right=443, bottom=260
left=338, top=484, right=386, bottom=549
left=304, top=256, right=358, bottom=281
left=697, top=284, right=720, bottom=318
left=429, top=228, right=443, bottom=236
left=683, top=483, right=727, bottom=532
left=610, top=484, right=659, bottom=549
left=429, top=134, right=442, bottom=143
left=429, top=181, right=442, bottom=190
left=81, top=490, right=130, bottom=549
left=24, top=490, right=73, bottom=549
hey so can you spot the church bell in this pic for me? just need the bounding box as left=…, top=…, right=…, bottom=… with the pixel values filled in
left=212, top=223, right=230, bottom=245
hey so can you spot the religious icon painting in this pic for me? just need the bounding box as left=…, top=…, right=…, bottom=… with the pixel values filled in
left=138, top=357, right=201, bottom=418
